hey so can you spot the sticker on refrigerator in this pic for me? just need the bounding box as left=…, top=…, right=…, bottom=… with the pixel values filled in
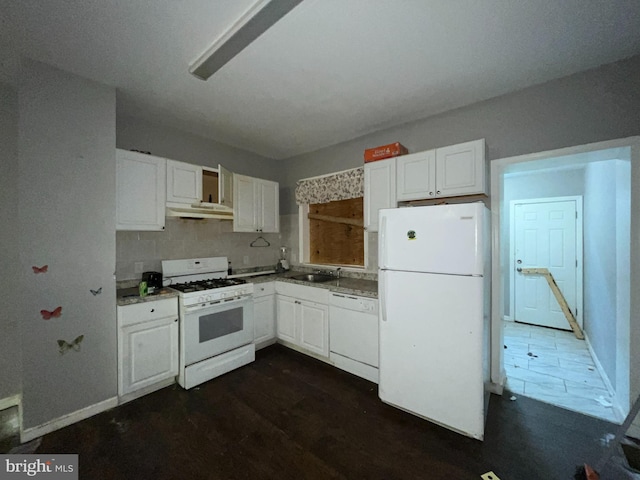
left=407, top=230, right=416, bottom=240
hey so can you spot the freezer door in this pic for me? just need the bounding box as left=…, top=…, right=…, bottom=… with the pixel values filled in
left=378, top=269, right=486, bottom=440
left=379, top=203, right=486, bottom=275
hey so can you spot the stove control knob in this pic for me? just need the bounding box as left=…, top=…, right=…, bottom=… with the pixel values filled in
left=198, top=296, right=205, bottom=304
left=220, top=292, right=227, bottom=299
left=205, top=295, right=212, bottom=302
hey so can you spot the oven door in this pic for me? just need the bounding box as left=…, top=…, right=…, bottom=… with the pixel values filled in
left=182, top=296, right=254, bottom=366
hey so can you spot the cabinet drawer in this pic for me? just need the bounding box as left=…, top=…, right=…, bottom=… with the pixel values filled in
left=275, top=281, right=329, bottom=304
left=117, top=298, right=178, bottom=327
left=253, top=282, right=275, bottom=297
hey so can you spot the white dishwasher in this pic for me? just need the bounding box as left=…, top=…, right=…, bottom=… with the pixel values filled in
left=329, top=293, right=379, bottom=383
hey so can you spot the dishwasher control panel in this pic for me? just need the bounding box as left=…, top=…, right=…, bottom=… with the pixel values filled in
left=329, top=293, right=378, bottom=315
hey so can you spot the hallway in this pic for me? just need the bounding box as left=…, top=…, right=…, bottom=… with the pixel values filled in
left=503, top=320, right=619, bottom=423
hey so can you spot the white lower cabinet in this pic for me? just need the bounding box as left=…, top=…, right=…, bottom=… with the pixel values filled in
left=253, top=282, right=276, bottom=349
left=117, top=297, right=179, bottom=401
left=275, top=282, right=329, bottom=358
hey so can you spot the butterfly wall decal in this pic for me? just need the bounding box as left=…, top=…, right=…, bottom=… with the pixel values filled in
left=90, top=287, right=102, bottom=296
left=32, top=265, right=48, bottom=274
left=57, top=335, right=84, bottom=355
left=40, top=306, right=62, bottom=320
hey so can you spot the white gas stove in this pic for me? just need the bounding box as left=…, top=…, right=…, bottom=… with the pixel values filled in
left=162, top=257, right=255, bottom=389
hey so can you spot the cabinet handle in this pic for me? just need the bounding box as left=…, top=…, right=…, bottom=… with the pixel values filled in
left=174, top=318, right=178, bottom=322
left=429, top=191, right=434, bottom=196
left=436, top=190, right=441, bottom=195
left=150, top=308, right=155, bottom=312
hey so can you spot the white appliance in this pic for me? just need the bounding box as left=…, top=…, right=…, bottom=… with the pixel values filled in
left=162, top=257, right=254, bottom=389
left=329, top=293, right=379, bottom=383
left=378, top=203, right=491, bottom=440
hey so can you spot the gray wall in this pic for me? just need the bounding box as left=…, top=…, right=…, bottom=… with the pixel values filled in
left=584, top=160, right=630, bottom=391
left=18, top=59, right=117, bottom=431
left=116, top=115, right=283, bottom=182
left=0, top=82, right=21, bottom=401
left=280, top=54, right=640, bottom=214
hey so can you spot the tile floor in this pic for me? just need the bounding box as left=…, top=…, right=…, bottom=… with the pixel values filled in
left=503, top=320, right=620, bottom=423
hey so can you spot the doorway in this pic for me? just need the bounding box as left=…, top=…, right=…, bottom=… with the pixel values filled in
left=489, top=138, right=636, bottom=424
left=511, top=196, right=582, bottom=330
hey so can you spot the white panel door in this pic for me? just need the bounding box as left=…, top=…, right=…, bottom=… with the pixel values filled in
left=276, top=295, right=297, bottom=343
left=396, top=150, right=436, bottom=201
left=379, top=203, right=486, bottom=275
left=116, top=150, right=166, bottom=231
left=435, top=139, right=486, bottom=197
left=166, top=159, right=202, bottom=204
left=233, top=174, right=257, bottom=232
left=299, top=301, right=329, bottom=357
left=379, top=269, right=486, bottom=439
left=120, top=317, right=178, bottom=396
left=218, top=164, right=233, bottom=208
left=257, top=179, right=280, bottom=233
left=364, top=158, right=396, bottom=232
left=514, top=200, right=578, bottom=329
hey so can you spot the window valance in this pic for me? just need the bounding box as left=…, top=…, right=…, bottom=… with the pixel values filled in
left=295, top=167, right=364, bottom=205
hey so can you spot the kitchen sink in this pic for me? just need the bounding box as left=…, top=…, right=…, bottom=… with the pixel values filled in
left=291, top=273, right=335, bottom=283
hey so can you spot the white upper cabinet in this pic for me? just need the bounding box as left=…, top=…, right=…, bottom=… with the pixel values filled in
left=116, top=149, right=166, bottom=231
left=233, top=174, right=279, bottom=232
left=395, top=139, right=487, bottom=201
left=364, top=158, right=396, bottom=232
left=166, top=159, right=202, bottom=205
left=396, top=150, right=436, bottom=201
left=202, top=164, right=233, bottom=209
left=218, top=164, right=234, bottom=208
left=435, top=139, right=487, bottom=197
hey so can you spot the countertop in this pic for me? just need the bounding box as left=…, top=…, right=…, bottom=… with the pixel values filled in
left=247, top=271, right=378, bottom=298
left=116, top=270, right=378, bottom=306
left=116, top=287, right=179, bottom=306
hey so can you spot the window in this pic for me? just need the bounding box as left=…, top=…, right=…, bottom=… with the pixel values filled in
left=308, top=197, right=364, bottom=266
left=296, top=167, right=365, bottom=268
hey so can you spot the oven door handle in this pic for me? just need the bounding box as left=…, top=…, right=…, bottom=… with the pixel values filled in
left=183, top=295, right=251, bottom=313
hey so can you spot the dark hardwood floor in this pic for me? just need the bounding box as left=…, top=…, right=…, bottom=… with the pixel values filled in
left=34, top=345, right=622, bottom=479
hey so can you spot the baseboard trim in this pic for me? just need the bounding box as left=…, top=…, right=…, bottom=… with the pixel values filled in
left=583, top=333, right=625, bottom=422
left=0, top=394, right=21, bottom=412
left=20, top=396, right=118, bottom=443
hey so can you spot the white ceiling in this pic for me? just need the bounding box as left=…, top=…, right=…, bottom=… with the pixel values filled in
left=2, top=0, right=640, bottom=159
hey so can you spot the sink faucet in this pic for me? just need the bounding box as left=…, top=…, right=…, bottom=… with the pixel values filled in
left=333, top=267, right=342, bottom=279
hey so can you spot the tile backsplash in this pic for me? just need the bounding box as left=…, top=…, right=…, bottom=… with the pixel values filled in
left=116, top=218, right=283, bottom=280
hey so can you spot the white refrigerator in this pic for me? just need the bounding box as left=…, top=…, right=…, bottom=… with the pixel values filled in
left=378, top=203, right=491, bottom=440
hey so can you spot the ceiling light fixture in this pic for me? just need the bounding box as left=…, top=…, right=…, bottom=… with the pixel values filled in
left=189, top=0, right=304, bottom=80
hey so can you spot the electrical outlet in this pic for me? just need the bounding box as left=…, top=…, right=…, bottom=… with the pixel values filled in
left=243, top=256, right=249, bottom=265
left=134, top=262, right=144, bottom=274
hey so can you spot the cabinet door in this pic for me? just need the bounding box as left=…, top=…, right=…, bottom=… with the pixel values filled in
left=166, top=159, right=202, bottom=204
left=299, top=301, right=329, bottom=357
left=116, top=150, right=166, bottom=231
left=254, top=294, right=275, bottom=346
left=233, top=174, right=257, bottom=232
left=276, top=295, right=297, bottom=343
left=219, top=164, right=234, bottom=208
left=435, top=139, right=486, bottom=197
left=119, top=316, right=178, bottom=396
left=396, top=150, right=436, bottom=201
left=364, top=158, right=396, bottom=232
left=257, top=179, right=280, bottom=233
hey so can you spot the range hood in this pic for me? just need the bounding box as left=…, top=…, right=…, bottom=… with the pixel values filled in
left=166, top=202, right=233, bottom=220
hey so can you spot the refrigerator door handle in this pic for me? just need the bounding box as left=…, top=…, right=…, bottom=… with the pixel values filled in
left=379, top=271, right=387, bottom=322
left=379, top=214, right=387, bottom=269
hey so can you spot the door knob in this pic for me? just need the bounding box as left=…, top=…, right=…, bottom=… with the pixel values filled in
left=517, top=259, right=522, bottom=264
left=517, top=267, right=522, bottom=272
